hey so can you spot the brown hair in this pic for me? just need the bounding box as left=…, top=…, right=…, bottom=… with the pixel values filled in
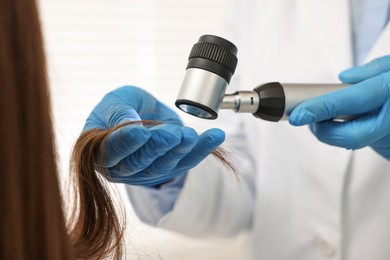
left=0, top=0, right=74, bottom=259
left=0, top=0, right=122, bottom=259
left=0, top=0, right=235, bottom=259
left=69, top=124, right=126, bottom=259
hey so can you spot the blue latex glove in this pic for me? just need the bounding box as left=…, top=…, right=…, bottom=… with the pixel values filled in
left=84, top=86, right=225, bottom=186
left=289, top=55, right=390, bottom=160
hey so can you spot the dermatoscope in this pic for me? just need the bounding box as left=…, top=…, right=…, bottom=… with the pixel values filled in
left=175, top=35, right=349, bottom=122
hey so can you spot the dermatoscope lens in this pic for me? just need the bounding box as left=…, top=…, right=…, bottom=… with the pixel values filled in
left=178, top=101, right=215, bottom=119
left=175, top=35, right=238, bottom=119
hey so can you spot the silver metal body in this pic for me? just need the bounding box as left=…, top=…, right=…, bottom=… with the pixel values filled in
left=221, top=91, right=260, bottom=113
left=177, top=74, right=349, bottom=121
left=219, top=83, right=349, bottom=120
left=177, top=68, right=228, bottom=118
left=281, top=83, right=349, bottom=119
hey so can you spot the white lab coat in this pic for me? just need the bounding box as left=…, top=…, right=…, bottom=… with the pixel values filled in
left=128, top=0, right=390, bottom=259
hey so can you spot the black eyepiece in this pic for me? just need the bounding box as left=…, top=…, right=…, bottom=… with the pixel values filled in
left=186, top=35, right=238, bottom=83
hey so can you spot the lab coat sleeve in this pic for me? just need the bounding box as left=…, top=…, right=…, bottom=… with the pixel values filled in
left=125, top=173, right=187, bottom=226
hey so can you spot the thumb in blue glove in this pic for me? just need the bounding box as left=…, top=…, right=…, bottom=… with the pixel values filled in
left=84, top=86, right=225, bottom=186
left=289, top=55, right=390, bottom=160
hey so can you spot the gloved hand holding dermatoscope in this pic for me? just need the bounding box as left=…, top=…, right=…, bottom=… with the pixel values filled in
left=175, top=35, right=349, bottom=122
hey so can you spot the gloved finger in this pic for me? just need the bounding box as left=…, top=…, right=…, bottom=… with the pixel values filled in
left=84, top=106, right=141, bottom=131
left=109, top=86, right=183, bottom=125
left=140, top=101, right=183, bottom=126
left=100, top=124, right=150, bottom=167
left=289, top=76, right=388, bottom=126
left=116, top=132, right=197, bottom=184
left=85, top=86, right=182, bottom=131
left=176, top=128, right=225, bottom=171
left=309, top=115, right=380, bottom=150
left=108, top=124, right=183, bottom=176
left=105, top=128, right=224, bottom=186
left=106, top=169, right=186, bottom=186
left=339, top=55, right=390, bottom=83
left=143, top=127, right=199, bottom=174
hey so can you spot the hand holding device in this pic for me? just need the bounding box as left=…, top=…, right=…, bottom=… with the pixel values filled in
left=289, top=55, right=390, bottom=160
left=84, top=86, right=225, bottom=186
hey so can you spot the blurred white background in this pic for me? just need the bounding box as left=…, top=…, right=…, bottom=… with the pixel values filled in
left=38, top=0, right=246, bottom=259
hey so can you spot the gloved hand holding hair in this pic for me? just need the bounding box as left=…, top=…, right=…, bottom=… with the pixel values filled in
left=289, top=55, right=390, bottom=160
left=82, top=86, right=226, bottom=186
